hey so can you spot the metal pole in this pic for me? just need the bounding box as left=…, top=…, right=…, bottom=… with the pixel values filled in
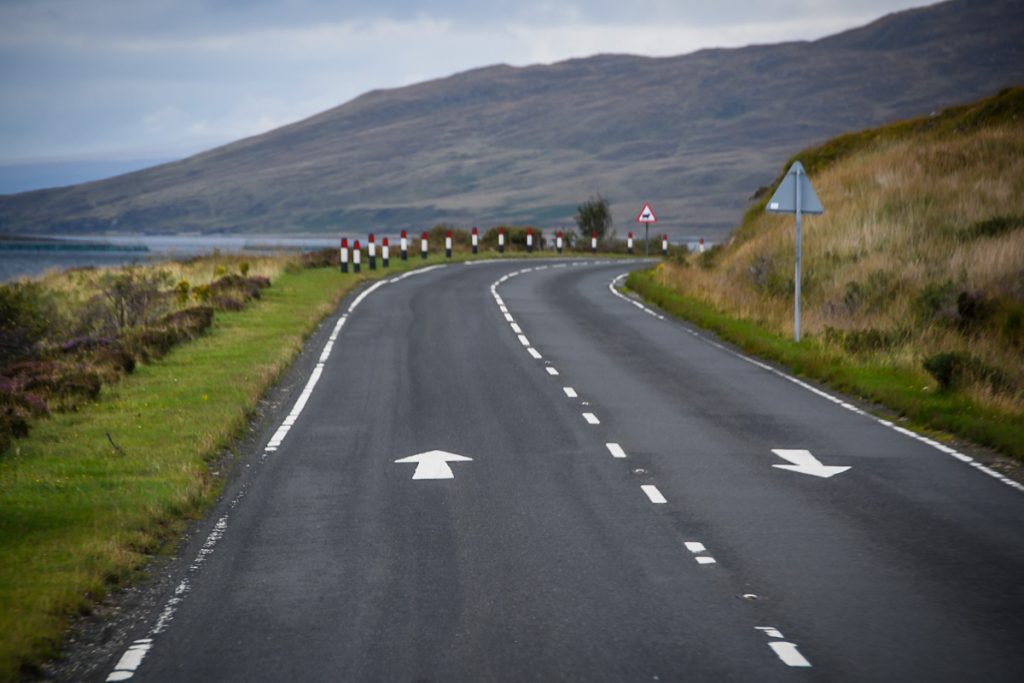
left=644, top=223, right=649, bottom=257
left=794, top=167, right=803, bottom=342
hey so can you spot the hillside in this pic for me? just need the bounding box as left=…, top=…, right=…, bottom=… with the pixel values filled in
left=640, top=86, right=1024, bottom=455
left=1, top=0, right=1023, bottom=238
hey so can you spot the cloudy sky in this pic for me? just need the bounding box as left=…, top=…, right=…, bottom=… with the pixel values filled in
left=0, top=0, right=929, bottom=166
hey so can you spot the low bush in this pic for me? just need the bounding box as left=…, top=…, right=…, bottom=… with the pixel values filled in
left=923, top=351, right=1012, bottom=393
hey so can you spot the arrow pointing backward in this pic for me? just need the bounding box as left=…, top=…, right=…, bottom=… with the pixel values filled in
left=771, top=449, right=850, bottom=479
left=394, top=450, right=473, bottom=480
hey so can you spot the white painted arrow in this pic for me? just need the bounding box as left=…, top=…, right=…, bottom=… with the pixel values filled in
left=394, top=450, right=473, bottom=480
left=771, top=449, right=850, bottom=479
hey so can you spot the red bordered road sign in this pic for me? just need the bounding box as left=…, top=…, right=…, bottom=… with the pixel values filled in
left=637, top=204, right=657, bottom=223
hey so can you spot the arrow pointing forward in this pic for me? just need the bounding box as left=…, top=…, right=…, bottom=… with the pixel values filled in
left=394, top=450, right=473, bottom=480
left=771, top=449, right=850, bottom=479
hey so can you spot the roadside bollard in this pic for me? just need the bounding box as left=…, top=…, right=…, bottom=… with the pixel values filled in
left=382, top=237, right=390, bottom=268
left=527, top=228, right=534, bottom=254
left=340, top=237, right=349, bottom=273
left=368, top=234, right=377, bottom=270
left=591, top=231, right=597, bottom=254
left=699, top=238, right=705, bottom=253
left=421, top=232, right=428, bottom=259
left=401, top=230, right=408, bottom=261
left=556, top=231, right=563, bottom=254
left=472, top=227, right=479, bottom=254
left=498, top=227, right=505, bottom=254
left=628, top=232, right=634, bottom=255
left=445, top=230, right=453, bottom=259
left=353, top=240, right=361, bottom=273
left=662, top=234, right=668, bottom=257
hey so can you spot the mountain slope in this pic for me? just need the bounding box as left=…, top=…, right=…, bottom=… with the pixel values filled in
left=1, top=0, right=1022, bottom=238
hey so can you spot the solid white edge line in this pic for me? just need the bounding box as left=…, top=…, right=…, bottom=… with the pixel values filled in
left=641, top=484, right=667, bottom=504
left=607, top=272, right=1024, bottom=495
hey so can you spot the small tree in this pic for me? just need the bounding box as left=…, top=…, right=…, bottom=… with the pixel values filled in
left=575, top=195, right=612, bottom=240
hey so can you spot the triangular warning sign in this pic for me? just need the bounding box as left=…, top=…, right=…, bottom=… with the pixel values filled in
left=637, top=204, right=657, bottom=223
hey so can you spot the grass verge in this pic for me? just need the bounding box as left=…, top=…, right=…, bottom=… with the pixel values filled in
left=627, top=268, right=1024, bottom=460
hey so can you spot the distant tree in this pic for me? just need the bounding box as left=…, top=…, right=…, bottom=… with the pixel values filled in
left=575, top=195, right=612, bottom=240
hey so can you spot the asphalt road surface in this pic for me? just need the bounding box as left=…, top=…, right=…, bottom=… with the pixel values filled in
left=106, top=260, right=1024, bottom=682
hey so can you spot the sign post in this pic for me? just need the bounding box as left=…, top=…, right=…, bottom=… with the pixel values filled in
left=636, top=203, right=657, bottom=257
left=766, top=161, right=824, bottom=342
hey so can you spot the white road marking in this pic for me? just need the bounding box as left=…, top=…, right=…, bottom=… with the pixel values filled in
left=769, top=642, right=812, bottom=668
left=756, top=627, right=785, bottom=639
left=106, top=640, right=152, bottom=681
left=684, top=542, right=706, bottom=553
left=527, top=347, right=543, bottom=359
left=641, top=484, right=667, bottom=504
left=695, top=556, right=717, bottom=565
left=582, top=412, right=600, bottom=425
left=772, top=449, right=851, bottom=479
left=504, top=313, right=514, bottom=322
left=563, top=387, right=578, bottom=398
left=510, top=323, right=523, bottom=334
left=605, top=442, right=627, bottom=458
left=608, top=272, right=1024, bottom=495
left=394, top=450, right=473, bottom=480
left=546, top=367, right=559, bottom=376
left=517, top=334, right=530, bottom=346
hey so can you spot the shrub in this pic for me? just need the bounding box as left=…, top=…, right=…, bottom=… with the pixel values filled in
left=303, top=248, right=336, bottom=269
left=97, top=266, right=173, bottom=333
left=923, top=351, right=1013, bottom=393
left=0, top=281, right=59, bottom=366
left=575, top=194, right=612, bottom=240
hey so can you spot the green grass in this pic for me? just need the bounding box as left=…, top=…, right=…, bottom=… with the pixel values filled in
left=627, top=268, right=1024, bottom=460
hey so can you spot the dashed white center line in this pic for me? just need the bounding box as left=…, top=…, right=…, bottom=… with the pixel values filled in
left=641, top=484, right=667, bottom=504
left=527, top=347, right=543, bottom=359
left=756, top=627, right=812, bottom=668
left=510, top=322, right=523, bottom=334
left=684, top=542, right=706, bottom=553
left=517, top=334, right=530, bottom=346
left=695, top=556, right=717, bottom=565
left=545, top=367, right=559, bottom=376
left=503, top=313, right=514, bottom=322
left=769, top=642, right=812, bottom=668
left=605, top=442, right=627, bottom=459
left=582, top=412, right=600, bottom=425
left=563, top=387, right=578, bottom=398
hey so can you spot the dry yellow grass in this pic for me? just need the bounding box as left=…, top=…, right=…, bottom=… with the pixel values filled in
left=660, top=119, right=1024, bottom=412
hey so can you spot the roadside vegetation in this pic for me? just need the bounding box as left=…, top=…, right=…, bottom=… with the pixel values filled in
left=629, top=87, right=1024, bottom=459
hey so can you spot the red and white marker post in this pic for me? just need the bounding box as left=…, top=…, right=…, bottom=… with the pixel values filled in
left=471, top=227, right=479, bottom=255
left=526, top=228, right=534, bottom=254
left=556, top=231, right=563, bottom=254
left=421, top=232, right=429, bottom=259
left=352, top=240, right=361, bottom=273
left=662, top=234, right=668, bottom=257
left=699, top=238, right=705, bottom=253
left=368, top=233, right=377, bottom=270
left=591, top=231, right=598, bottom=254
left=382, top=237, right=390, bottom=268
left=445, top=230, right=453, bottom=258
left=498, top=228, right=505, bottom=254
left=400, top=230, right=409, bottom=260
left=340, top=237, right=349, bottom=273
left=627, top=232, right=634, bottom=255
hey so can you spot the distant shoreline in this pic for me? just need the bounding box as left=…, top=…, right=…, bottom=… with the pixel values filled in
left=0, top=234, right=148, bottom=252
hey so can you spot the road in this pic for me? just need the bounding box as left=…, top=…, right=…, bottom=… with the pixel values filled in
left=106, top=259, right=1024, bottom=682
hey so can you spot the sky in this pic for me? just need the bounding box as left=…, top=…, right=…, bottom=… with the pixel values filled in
left=0, top=0, right=931, bottom=166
